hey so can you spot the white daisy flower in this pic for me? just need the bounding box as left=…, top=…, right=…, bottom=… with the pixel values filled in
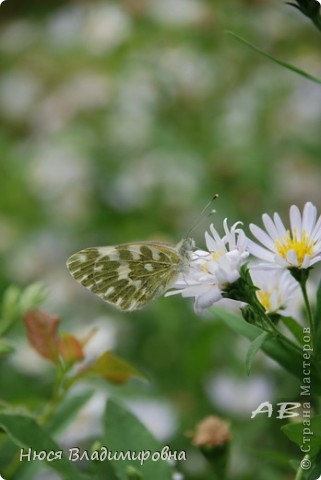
left=248, top=202, right=321, bottom=269
left=166, top=220, right=249, bottom=313
left=249, top=269, right=299, bottom=316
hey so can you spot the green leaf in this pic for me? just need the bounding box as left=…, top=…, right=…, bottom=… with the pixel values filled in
left=249, top=447, right=295, bottom=467
left=226, top=31, right=321, bottom=85
left=45, top=390, right=94, bottom=434
left=0, top=286, right=21, bottom=336
left=211, top=307, right=321, bottom=394
left=245, top=332, right=269, bottom=375
left=211, top=307, right=261, bottom=340
left=0, top=283, right=47, bottom=337
left=282, top=414, right=321, bottom=458
left=100, top=398, right=174, bottom=480
left=0, top=339, right=14, bottom=356
left=280, top=316, right=304, bottom=345
left=0, top=413, right=90, bottom=480
left=19, top=283, right=47, bottom=314
left=286, top=0, right=321, bottom=33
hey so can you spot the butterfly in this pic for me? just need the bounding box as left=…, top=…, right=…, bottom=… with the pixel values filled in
left=66, top=238, right=195, bottom=311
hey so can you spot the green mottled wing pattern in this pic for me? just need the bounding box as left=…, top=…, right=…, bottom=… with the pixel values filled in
left=67, top=242, right=186, bottom=311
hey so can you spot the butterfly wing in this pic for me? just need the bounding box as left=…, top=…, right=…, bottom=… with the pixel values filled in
left=67, top=242, right=183, bottom=311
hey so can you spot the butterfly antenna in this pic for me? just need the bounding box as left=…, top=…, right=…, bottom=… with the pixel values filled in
left=186, top=194, right=219, bottom=238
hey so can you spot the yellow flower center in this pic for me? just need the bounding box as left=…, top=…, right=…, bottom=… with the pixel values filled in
left=274, top=230, right=313, bottom=266
left=201, top=262, right=209, bottom=273
left=211, top=248, right=225, bottom=262
left=257, top=289, right=284, bottom=313
left=257, top=290, right=271, bottom=311
left=200, top=249, right=225, bottom=274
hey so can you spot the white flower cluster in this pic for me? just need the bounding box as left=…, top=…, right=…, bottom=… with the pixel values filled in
left=167, top=202, right=321, bottom=315
left=167, top=220, right=248, bottom=313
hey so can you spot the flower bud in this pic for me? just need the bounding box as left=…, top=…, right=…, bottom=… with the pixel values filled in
left=191, top=416, right=232, bottom=479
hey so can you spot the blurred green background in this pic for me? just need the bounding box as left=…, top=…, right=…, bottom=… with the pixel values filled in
left=1, top=0, right=321, bottom=479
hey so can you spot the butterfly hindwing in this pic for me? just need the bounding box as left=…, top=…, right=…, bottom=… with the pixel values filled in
left=67, top=242, right=185, bottom=311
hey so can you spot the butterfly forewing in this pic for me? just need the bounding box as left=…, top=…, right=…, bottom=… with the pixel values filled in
left=67, top=242, right=186, bottom=311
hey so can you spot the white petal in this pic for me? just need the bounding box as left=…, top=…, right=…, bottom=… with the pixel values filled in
left=236, top=229, right=247, bottom=250
left=309, top=255, right=321, bottom=266
left=290, top=205, right=302, bottom=239
left=217, top=268, right=239, bottom=284
left=205, top=231, right=217, bottom=252
left=209, top=224, right=223, bottom=244
left=310, top=215, right=321, bottom=241
left=227, top=233, right=236, bottom=251
left=193, top=249, right=210, bottom=260
left=275, top=256, right=288, bottom=267
left=273, top=213, right=287, bottom=238
left=194, top=287, right=221, bottom=313
left=302, top=202, right=316, bottom=236
left=262, top=214, right=279, bottom=241
left=223, top=218, right=230, bottom=237
left=312, top=242, right=321, bottom=258
left=225, top=249, right=241, bottom=263
left=286, top=249, right=298, bottom=266
left=249, top=224, right=275, bottom=250
left=166, top=283, right=208, bottom=298
left=301, top=255, right=311, bottom=269
left=180, top=285, right=211, bottom=298
left=250, top=261, right=283, bottom=270
left=247, top=239, right=275, bottom=262
left=165, top=289, right=183, bottom=297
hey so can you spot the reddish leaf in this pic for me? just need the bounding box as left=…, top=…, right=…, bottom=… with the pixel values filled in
left=87, top=351, right=147, bottom=385
left=23, top=309, right=60, bottom=364
left=58, top=333, right=84, bottom=365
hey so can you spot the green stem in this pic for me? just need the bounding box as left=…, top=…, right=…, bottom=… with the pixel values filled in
left=254, top=299, right=304, bottom=356
left=294, top=455, right=309, bottom=480
left=289, top=268, right=316, bottom=351
left=253, top=294, right=321, bottom=379
left=263, top=315, right=302, bottom=354
left=39, top=358, right=70, bottom=424
left=226, top=31, right=321, bottom=85
left=300, top=280, right=315, bottom=349
left=294, top=466, right=304, bottom=480
left=262, top=310, right=321, bottom=376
